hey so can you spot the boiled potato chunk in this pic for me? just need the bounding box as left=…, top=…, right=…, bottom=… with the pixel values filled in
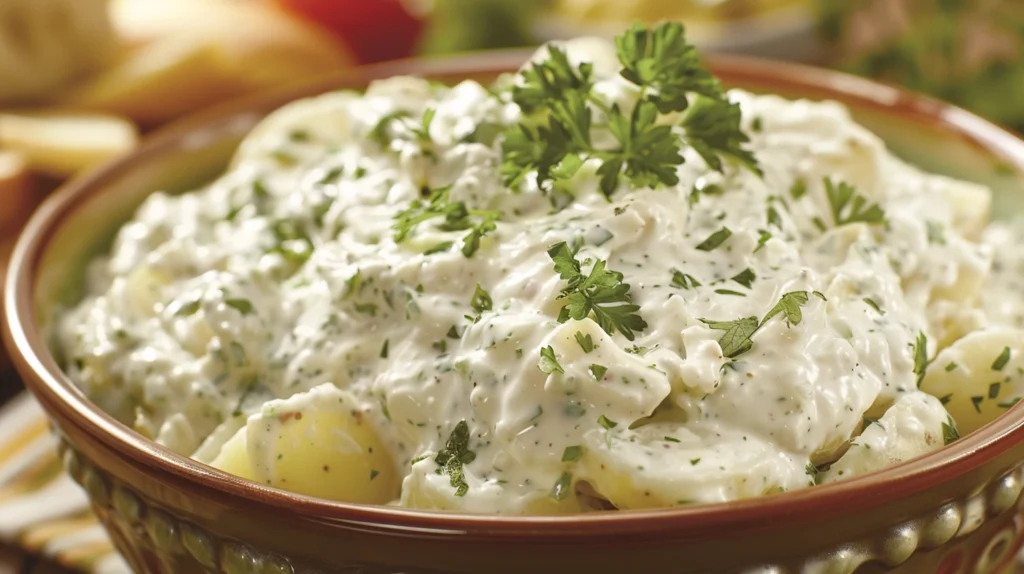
left=579, top=425, right=805, bottom=508
left=243, top=384, right=398, bottom=504
left=401, top=462, right=583, bottom=515
left=820, top=393, right=948, bottom=483
left=0, top=112, right=137, bottom=177
left=920, top=328, right=1024, bottom=435
left=209, top=425, right=257, bottom=482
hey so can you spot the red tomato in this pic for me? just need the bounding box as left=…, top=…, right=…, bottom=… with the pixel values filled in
left=271, top=0, right=426, bottom=64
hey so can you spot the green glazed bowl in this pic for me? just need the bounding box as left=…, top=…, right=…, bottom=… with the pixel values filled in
left=5, top=52, right=1024, bottom=574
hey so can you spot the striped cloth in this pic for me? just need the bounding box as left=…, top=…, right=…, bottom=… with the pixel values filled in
left=0, top=393, right=129, bottom=574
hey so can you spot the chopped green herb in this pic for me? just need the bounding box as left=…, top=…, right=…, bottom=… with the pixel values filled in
left=913, top=332, right=930, bottom=387
left=730, top=267, right=756, bottom=288
left=574, top=331, right=595, bottom=353
left=695, top=227, right=732, bottom=251
left=470, top=284, right=493, bottom=316
left=354, top=302, right=378, bottom=316
left=998, top=398, right=1021, bottom=409
left=863, top=298, right=883, bottom=314
left=380, top=339, right=389, bottom=359
left=562, top=445, right=585, bottom=462
left=761, top=291, right=810, bottom=327
left=172, top=298, right=201, bottom=317
left=671, top=269, right=701, bottom=290
left=945, top=361, right=958, bottom=372
left=989, top=382, right=1002, bottom=399
left=447, top=326, right=461, bottom=339
left=942, top=416, right=960, bottom=445
left=754, top=230, right=773, bottom=253
left=550, top=471, right=574, bottom=501
left=714, top=289, right=746, bottom=297
left=971, top=396, right=984, bottom=413
left=434, top=421, right=476, bottom=497
left=700, top=317, right=758, bottom=358
left=689, top=458, right=701, bottom=466
left=224, top=298, right=254, bottom=315
left=926, top=221, right=946, bottom=245
left=789, top=178, right=807, bottom=200
left=539, top=346, right=564, bottom=375
left=701, top=291, right=812, bottom=359
left=664, top=436, right=680, bottom=443
left=589, top=364, right=608, bottom=380
left=597, top=414, right=618, bottom=429
left=369, top=469, right=380, bottom=481
left=824, top=177, right=885, bottom=227
left=547, top=241, right=648, bottom=340
left=992, top=347, right=1012, bottom=371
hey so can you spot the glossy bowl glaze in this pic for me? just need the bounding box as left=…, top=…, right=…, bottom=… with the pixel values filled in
left=6, top=52, right=1024, bottom=574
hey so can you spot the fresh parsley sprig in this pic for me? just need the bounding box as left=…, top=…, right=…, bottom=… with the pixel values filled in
left=547, top=241, right=648, bottom=341
left=392, top=186, right=501, bottom=257
left=700, top=291, right=816, bottom=359
left=434, top=420, right=477, bottom=497
left=501, top=22, right=760, bottom=198
left=615, top=21, right=722, bottom=113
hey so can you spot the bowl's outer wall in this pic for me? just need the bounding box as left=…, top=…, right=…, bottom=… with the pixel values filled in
left=8, top=52, right=1024, bottom=573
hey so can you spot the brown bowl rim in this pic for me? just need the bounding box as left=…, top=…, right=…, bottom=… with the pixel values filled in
left=6, top=50, right=1024, bottom=540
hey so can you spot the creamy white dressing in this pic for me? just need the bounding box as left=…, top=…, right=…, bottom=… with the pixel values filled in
left=57, top=40, right=1024, bottom=513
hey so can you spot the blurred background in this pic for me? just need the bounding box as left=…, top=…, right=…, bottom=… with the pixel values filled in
left=0, top=0, right=1023, bottom=570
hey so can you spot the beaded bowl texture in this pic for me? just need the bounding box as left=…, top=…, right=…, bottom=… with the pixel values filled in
left=5, top=52, right=1024, bottom=574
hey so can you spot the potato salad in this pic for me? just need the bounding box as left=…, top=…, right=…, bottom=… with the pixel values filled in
left=58, top=23, right=1024, bottom=514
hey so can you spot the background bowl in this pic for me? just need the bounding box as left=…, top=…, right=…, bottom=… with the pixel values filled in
left=5, top=52, right=1024, bottom=574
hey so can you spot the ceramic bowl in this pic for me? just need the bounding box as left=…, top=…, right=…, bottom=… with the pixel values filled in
left=6, top=52, right=1024, bottom=574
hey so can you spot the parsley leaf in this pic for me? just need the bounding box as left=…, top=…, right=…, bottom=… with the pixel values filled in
left=574, top=331, right=595, bottom=353
left=700, top=317, right=758, bottom=358
left=942, top=415, right=960, bottom=445
left=615, top=21, right=722, bottom=113
left=761, top=291, right=810, bottom=327
left=551, top=471, right=574, bottom=501
left=392, top=186, right=500, bottom=258
left=824, top=178, right=885, bottom=227
left=470, top=284, right=493, bottom=317
left=681, top=95, right=761, bottom=175
left=671, top=269, right=701, bottom=289
left=547, top=241, right=648, bottom=340
left=992, top=347, right=1012, bottom=371
left=589, top=364, right=608, bottom=379
left=434, top=420, right=477, bottom=497
left=562, top=445, right=584, bottom=462
left=598, top=414, right=618, bottom=429
left=597, top=100, right=684, bottom=197
left=730, top=268, right=756, bottom=288
left=701, top=291, right=814, bottom=359
left=539, top=345, right=564, bottom=374
left=913, top=332, right=930, bottom=387
left=695, top=227, right=733, bottom=251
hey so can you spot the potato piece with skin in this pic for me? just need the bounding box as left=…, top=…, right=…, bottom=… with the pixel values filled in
left=920, top=328, right=1024, bottom=435
left=821, top=393, right=949, bottom=484
left=242, top=384, right=399, bottom=504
